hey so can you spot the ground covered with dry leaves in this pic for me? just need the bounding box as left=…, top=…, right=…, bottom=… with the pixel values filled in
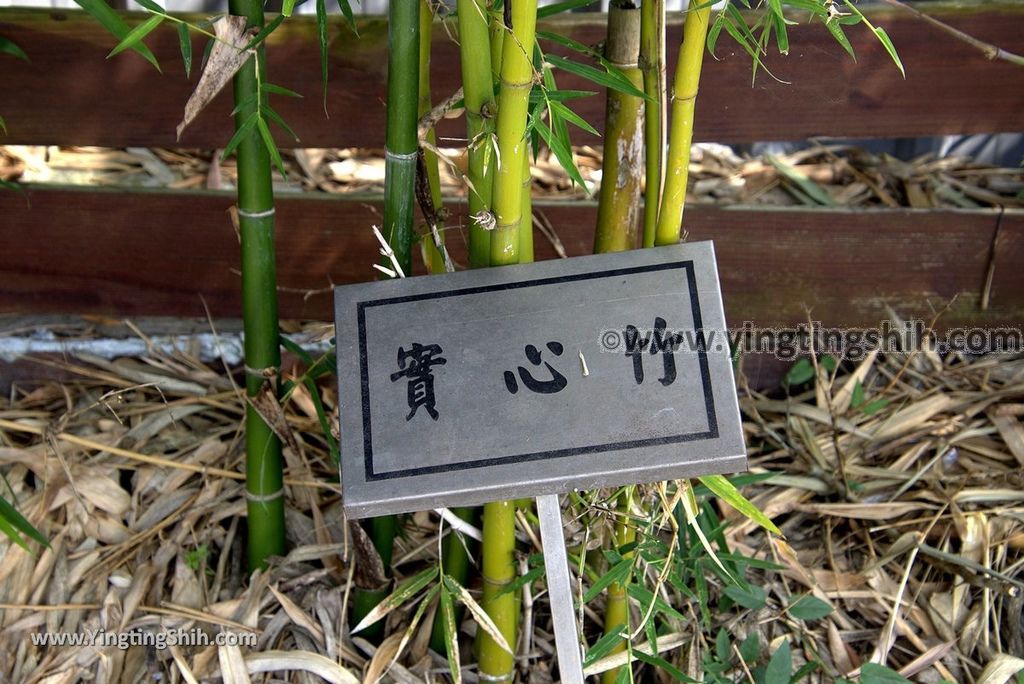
left=0, top=336, right=1023, bottom=683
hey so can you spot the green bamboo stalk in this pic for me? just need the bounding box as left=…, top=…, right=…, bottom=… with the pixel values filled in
left=488, top=0, right=538, bottom=267
left=640, top=0, right=665, bottom=247
left=228, top=0, right=285, bottom=572
left=654, top=3, right=710, bottom=246
left=352, top=0, right=420, bottom=642
left=459, top=0, right=498, bottom=269
left=480, top=499, right=518, bottom=681
left=594, top=0, right=644, bottom=254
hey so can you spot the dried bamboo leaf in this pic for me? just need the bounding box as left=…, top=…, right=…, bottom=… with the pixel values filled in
left=177, top=17, right=253, bottom=140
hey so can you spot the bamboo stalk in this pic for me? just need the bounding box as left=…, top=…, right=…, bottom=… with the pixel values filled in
left=654, top=2, right=710, bottom=247
left=488, top=0, right=538, bottom=267
left=601, top=489, right=636, bottom=684
left=353, top=0, right=420, bottom=642
left=228, top=0, right=285, bottom=572
left=640, top=0, right=666, bottom=247
left=478, top=3, right=539, bottom=678
left=594, top=0, right=644, bottom=254
left=459, top=0, right=498, bottom=268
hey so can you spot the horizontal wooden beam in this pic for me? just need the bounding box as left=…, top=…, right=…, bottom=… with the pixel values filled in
left=1, top=185, right=1019, bottom=332
left=1, top=3, right=1023, bottom=148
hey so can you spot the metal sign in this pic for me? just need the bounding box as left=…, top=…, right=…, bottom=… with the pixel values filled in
left=335, top=241, right=746, bottom=518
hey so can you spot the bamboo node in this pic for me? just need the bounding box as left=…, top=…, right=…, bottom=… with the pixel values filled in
left=245, top=487, right=284, bottom=503
left=670, top=91, right=698, bottom=103
left=384, top=148, right=419, bottom=161
left=237, top=207, right=276, bottom=219
left=244, top=364, right=277, bottom=379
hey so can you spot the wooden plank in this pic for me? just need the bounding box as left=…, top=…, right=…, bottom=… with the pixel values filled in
left=1, top=3, right=1022, bottom=148
left=1, top=185, right=1019, bottom=331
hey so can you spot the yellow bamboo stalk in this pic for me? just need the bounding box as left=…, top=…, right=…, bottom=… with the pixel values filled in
left=654, top=4, right=711, bottom=246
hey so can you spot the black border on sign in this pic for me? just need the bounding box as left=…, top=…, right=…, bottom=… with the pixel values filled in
left=356, top=260, right=719, bottom=481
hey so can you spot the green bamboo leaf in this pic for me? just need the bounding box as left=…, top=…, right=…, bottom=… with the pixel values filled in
left=133, top=0, right=166, bottom=14
left=582, top=557, right=632, bottom=603
left=627, top=584, right=686, bottom=621
left=222, top=111, right=259, bottom=159
left=534, top=118, right=585, bottom=188
left=304, top=377, right=340, bottom=463
left=851, top=379, right=865, bottom=408
left=842, top=0, right=903, bottom=77
left=529, top=89, right=597, bottom=104
left=872, top=26, right=905, bottom=78
left=495, top=565, right=544, bottom=597
left=439, top=583, right=461, bottom=684
left=0, top=495, right=47, bottom=547
left=787, top=593, right=833, bottom=621
left=283, top=0, right=298, bottom=16
left=633, top=650, right=698, bottom=682
left=863, top=398, right=889, bottom=415
left=230, top=94, right=259, bottom=117
left=767, top=154, right=836, bottom=205
left=443, top=575, right=513, bottom=655
left=825, top=18, right=856, bottom=60
left=0, top=514, right=30, bottom=552
left=256, top=116, right=288, bottom=178
left=582, top=626, right=626, bottom=667
left=351, top=565, right=437, bottom=633
left=537, top=0, right=598, bottom=18
left=177, top=23, right=192, bottom=78
left=107, top=15, right=164, bottom=60
left=264, top=105, right=300, bottom=142
left=244, top=14, right=286, bottom=51
left=548, top=101, right=598, bottom=136
left=772, top=10, right=789, bottom=55
left=316, top=0, right=330, bottom=109
left=697, top=474, right=781, bottom=535
left=544, top=54, right=647, bottom=101
left=335, top=0, right=359, bottom=35
left=392, top=583, right=439, bottom=664
left=0, top=37, right=29, bottom=62
left=764, top=641, right=792, bottom=684
left=263, top=82, right=304, bottom=99
left=707, top=13, right=726, bottom=56
left=74, top=0, right=161, bottom=70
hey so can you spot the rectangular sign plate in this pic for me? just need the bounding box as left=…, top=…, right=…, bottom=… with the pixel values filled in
left=335, top=241, right=746, bottom=518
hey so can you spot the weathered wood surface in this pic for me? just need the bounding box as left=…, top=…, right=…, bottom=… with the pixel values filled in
left=1, top=185, right=1018, bottom=330
left=1, top=3, right=1022, bottom=148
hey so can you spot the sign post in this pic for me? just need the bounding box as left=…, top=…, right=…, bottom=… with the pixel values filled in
left=335, top=241, right=746, bottom=680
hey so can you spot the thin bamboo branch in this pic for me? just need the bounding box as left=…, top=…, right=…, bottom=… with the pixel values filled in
left=640, top=0, right=666, bottom=247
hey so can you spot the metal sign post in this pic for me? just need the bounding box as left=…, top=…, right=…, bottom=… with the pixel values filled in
left=334, top=241, right=747, bottom=680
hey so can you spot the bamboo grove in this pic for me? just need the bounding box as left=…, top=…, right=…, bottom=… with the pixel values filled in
left=74, top=0, right=903, bottom=678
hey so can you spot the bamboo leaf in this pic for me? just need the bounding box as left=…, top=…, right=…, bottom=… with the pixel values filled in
left=0, top=495, right=47, bottom=547
left=256, top=116, right=287, bottom=177
left=697, top=474, right=781, bottom=535
left=282, top=0, right=298, bottom=16
left=627, top=584, right=686, bottom=622
left=222, top=111, right=259, bottom=160
left=537, top=0, right=598, bottom=18
left=74, top=0, right=161, bottom=71
left=244, top=14, right=286, bottom=51
left=316, top=0, right=330, bottom=109
left=108, top=15, right=164, bottom=60
left=679, top=481, right=733, bottom=580
left=767, top=154, right=837, bottom=206
left=583, top=557, right=632, bottom=603
left=439, top=583, right=461, bottom=684
left=264, top=105, right=300, bottom=142
left=230, top=94, right=259, bottom=117
left=133, top=0, right=166, bottom=13
left=534, top=118, right=585, bottom=188
left=549, top=101, right=599, bottom=136
left=351, top=566, right=437, bottom=633
left=860, top=663, right=912, bottom=683
left=392, top=584, right=439, bottom=667
left=583, top=626, right=627, bottom=667
left=335, top=0, right=359, bottom=36
left=723, top=584, right=767, bottom=610
left=0, top=37, right=29, bottom=62
left=178, top=16, right=251, bottom=140
left=872, top=26, right=905, bottom=78
left=544, top=54, right=647, bottom=101
left=495, top=565, right=545, bottom=597
left=633, top=650, right=697, bottom=682
left=177, top=23, right=193, bottom=78
left=263, top=82, right=304, bottom=99
left=825, top=18, right=856, bottom=60
left=443, top=575, right=513, bottom=655
left=0, top=514, right=30, bottom=551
